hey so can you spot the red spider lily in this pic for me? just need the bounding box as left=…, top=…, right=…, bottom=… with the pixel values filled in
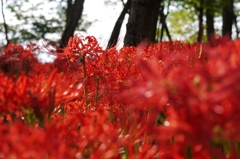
left=0, top=107, right=124, bottom=158
left=0, top=69, right=84, bottom=124
left=118, top=38, right=240, bottom=158
left=55, top=34, right=103, bottom=64
left=0, top=43, right=40, bottom=75
left=4, top=43, right=24, bottom=56
left=1, top=36, right=240, bottom=159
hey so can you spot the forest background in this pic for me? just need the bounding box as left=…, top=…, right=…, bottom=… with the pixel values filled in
left=0, top=0, right=239, bottom=58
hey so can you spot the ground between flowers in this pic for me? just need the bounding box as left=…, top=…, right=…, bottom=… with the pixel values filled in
left=0, top=35, right=240, bottom=159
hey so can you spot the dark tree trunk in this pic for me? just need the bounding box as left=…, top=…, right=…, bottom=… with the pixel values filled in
left=197, top=0, right=204, bottom=42
left=206, top=0, right=215, bottom=41
left=60, top=0, right=85, bottom=48
left=124, top=0, right=161, bottom=46
left=233, top=12, right=239, bottom=38
left=107, top=0, right=131, bottom=48
left=164, top=23, right=171, bottom=41
left=159, top=1, right=171, bottom=42
left=222, top=0, right=234, bottom=38
left=1, top=0, right=9, bottom=46
left=159, top=15, right=172, bottom=42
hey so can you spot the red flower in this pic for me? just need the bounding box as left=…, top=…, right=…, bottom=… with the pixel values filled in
left=55, top=34, right=103, bottom=63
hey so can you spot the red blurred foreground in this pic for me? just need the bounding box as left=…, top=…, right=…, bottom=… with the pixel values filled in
left=0, top=35, right=240, bottom=159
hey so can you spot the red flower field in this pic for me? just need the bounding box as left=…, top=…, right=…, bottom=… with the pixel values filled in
left=0, top=35, right=240, bottom=159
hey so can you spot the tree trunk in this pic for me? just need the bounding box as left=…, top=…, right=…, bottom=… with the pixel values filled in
left=124, top=0, right=161, bottom=46
left=159, top=1, right=171, bottom=42
left=107, top=0, right=131, bottom=48
left=197, top=1, right=204, bottom=42
left=1, top=0, right=9, bottom=46
left=60, top=0, right=85, bottom=48
left=233, top=12, right=239, bottom=38
left=222, top=0, right=234, bottom=38
left=206, top=0, right=215, bottom=41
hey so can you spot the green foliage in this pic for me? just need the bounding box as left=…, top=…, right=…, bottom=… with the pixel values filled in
left=167, top=2, right=199, bottom=43
left=1, top=0, right=91, bottom=44
left=161, top=0, right=238, bottom=42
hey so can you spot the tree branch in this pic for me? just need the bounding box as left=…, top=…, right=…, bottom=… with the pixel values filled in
left=107, top=0, right=131, bottom=48
left=60, top=0, right=85, bottom=48
left=1, top=0, right=9, bottom=46
left=120, top=0, right=126, bottom=6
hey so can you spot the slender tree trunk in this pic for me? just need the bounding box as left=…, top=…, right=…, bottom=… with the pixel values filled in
left=107, top=0, right=131, bottom=48
left=222, top=0, right=234, bottom=38
left=206, top=0, right=215, bottom=41
left=233, top=13, right=239, bottom=38
left=159, top=1, right=171, bottom=42
left=197, top=1, right=204, bottom=42
left=160, top=21, right=164, bottom=42
left=60, top=0, right=85, bottom=48
left=1, top=0, right=9, bottom=46
left=165, top=22, right=171, bottom=41
left=124, top=0, right=161, bottom=46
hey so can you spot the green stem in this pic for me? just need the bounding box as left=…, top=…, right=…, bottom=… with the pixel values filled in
left=222, top=140, right=230, bottom=154
left=82, top=56, right=89, bottom=108
left=185, top=145, right=192, bottom=159
left=123, top=146, right=129, bottom=159
left=25, top=58, right=29, bottom=76
left=134, top=142, right=139, bottom=158
left=95, top=77, right=99, bottom=103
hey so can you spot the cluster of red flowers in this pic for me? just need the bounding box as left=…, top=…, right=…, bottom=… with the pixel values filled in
left=0, top=35, right=240, bottom=159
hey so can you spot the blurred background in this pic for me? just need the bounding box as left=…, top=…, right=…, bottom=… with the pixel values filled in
left=0, top=0, right=239, bottom=59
